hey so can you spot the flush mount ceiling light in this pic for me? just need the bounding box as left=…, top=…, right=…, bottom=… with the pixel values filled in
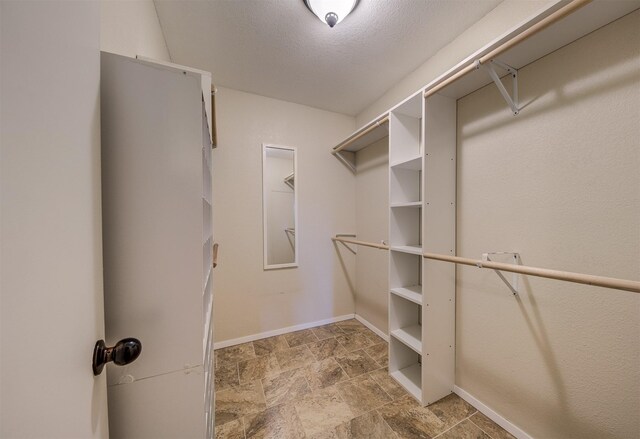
left=304, top=0, right=359, bottom=28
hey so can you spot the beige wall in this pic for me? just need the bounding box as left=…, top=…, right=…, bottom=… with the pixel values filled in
left=456, top=11, right=639, bottom=438
left=101, top=0, right=170, bottom=61
left=1, top=1, right=108, bottom=436
left=213, top=87, right=356, bottom=342
left=353, top=138, right=389, bottom=332
left=356, top=0, right=555, bottom=126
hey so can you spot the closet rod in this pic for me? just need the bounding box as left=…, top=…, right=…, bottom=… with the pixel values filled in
left=332, top=236, right=389, bottom=250
left=332, top=115, right=389, bottom=155
left=423, top=0, right=591, bottom=99
left=332, top=236, right=640, bottom=294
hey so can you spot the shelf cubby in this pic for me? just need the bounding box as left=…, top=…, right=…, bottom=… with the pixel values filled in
left=389, top=251, right=421, bottom=290
left=390, top=167, right=421, bottom=204
left=390, top=206, right=421, bottom=248
left=389, top=94, right=422, bottom=164
left=389, top=294, right=422, bottom=353
left=389, top=338, right=422, bottom=402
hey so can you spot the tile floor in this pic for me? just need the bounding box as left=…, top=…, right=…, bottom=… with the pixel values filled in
left=214, top=319, right=515, bottom=439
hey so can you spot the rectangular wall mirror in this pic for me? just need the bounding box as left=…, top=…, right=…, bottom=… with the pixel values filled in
left=263, top=144, right=298, bottom=269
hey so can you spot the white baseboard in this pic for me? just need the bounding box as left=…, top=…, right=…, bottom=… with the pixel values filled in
left=453, top=386, right=531, bottom=439
left=213, top=314, right=355, bottom=349
left=354, top=314, right=389, bottom=342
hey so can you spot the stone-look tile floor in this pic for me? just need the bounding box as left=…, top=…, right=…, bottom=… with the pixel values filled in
left=214, top=319, right=515, bottom=439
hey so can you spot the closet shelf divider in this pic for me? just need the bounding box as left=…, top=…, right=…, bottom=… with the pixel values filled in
left=391, top=325, right=423, bottom=354
left=390, top=156, right=422, bottom=170
left=390, top=245, right=423, bottom=255
left=390, top=286, right=422, bottom=305
left=390, top=201, right=422, bottom=208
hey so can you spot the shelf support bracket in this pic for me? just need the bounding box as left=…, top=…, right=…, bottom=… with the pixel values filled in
left=335, top=150, right=356, bottom=174
left=480, top=252, right=521, bottom=295
left=479, top=59, right=519, bottom=115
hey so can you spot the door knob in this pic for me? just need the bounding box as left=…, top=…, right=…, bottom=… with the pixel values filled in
left=93, top=338, right=142, bottom=376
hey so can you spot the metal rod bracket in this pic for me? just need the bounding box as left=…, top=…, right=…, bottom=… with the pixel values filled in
left=483, top=60, right=519, bottom=115
left=482, top=252, right=521, bottom=295
left=335, top=234, right=357, bottom=254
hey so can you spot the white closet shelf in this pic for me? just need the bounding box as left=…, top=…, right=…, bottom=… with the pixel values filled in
left=391, top=325, right=422, bottom=354
left=390, top=201, right=422, bottom=208
left=331, top=115, right=389, bottom=154
left=203, top=264, right=212, bottom=292
left=390, top=285, right=422, bottom=305
left=390, top=364, right=422, bottom=402
left=390, top=156, right=422, bottom=170
left=390, top=245, right=423, bottom=255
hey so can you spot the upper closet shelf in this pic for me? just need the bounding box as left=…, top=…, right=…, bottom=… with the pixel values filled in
left=330, top=0, right=638, bottom=160
left=390, top=156, right=422, bottom=170
left=424, top=0, right=638, bottom=102
left=332, top=114, right=389, bottom=154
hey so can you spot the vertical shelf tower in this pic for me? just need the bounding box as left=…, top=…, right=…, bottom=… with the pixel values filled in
left=101, top=52, right=215, bottom=438
left=388, top=91, right=456, bottom=406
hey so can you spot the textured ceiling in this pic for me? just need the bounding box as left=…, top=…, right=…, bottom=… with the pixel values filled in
left=154, top=0, right=503, bottom=116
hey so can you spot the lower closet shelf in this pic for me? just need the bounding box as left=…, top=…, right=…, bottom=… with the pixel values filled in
left=390, top=245, right=423, bottom=255
left=390, top=286, right=422, bottom=305
left=390, top=325, right=422, bottom=353
left=390, top=364, right=422, bottom=401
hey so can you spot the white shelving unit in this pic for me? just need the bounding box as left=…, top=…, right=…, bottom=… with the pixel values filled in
left=388, top=89, right=456, bottom=406
left=388, top=93, right=426, bottom=403
left=101, top=52, right=215, bottom=438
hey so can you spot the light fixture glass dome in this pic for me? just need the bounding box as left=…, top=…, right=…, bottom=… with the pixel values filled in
left=304, top=0, right=359, bottom=28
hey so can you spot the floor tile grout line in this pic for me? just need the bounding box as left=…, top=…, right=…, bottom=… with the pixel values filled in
left=367, top=369, right=398, bottom=402
left=257, top=379, right=268, bottom=411
left=333, top=351, right=352, bottom=380
left=240, top=416, right=247, bottom=439
left=360, top=346, right=383, bottom=369
left=468, top=414, right=499, bottom=439
left=432, top=410, right=479, bottom=439
left=369, top=403, right=401, bottom=439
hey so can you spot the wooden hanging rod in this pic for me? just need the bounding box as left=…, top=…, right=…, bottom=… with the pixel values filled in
left=332, top=236, right=389, bottom=250
left=332, top=115, right=389, bottom=155
left=424, top=0, right=591, bottom=99
left=332, top=236, right=640, bottom=294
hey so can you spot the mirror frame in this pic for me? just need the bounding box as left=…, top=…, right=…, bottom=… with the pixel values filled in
left=262, top=143, right=298, bottom=270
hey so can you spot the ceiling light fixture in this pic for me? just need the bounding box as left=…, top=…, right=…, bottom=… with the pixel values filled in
left=303, top=0, right=359, bottom=28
